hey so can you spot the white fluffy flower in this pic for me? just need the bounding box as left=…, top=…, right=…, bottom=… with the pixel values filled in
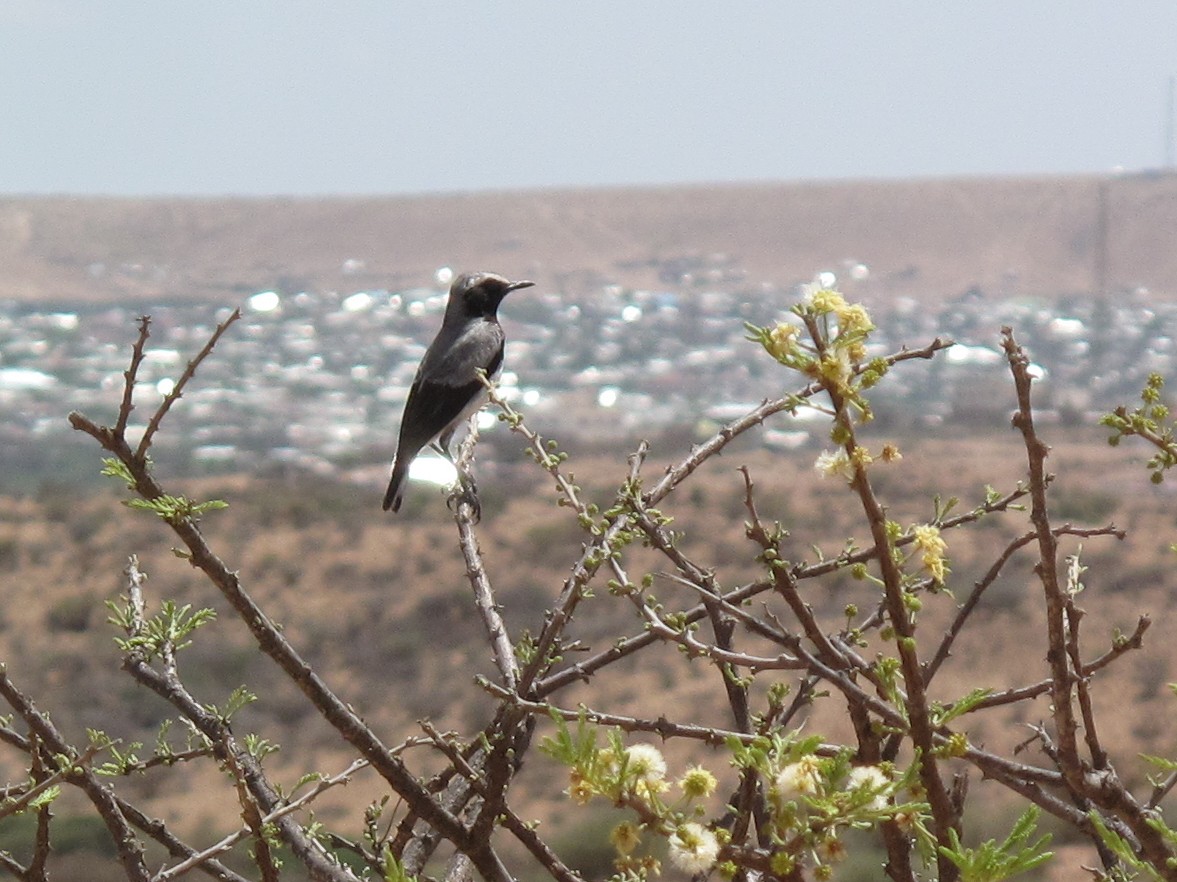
left=814, top=449, right=855, bottom=482
left=846, top=765, right=890, bottom=810
left=623, top=743, right=667, bottom=783
left=775, top=756, right=823, bottom=800
left=667, top=822, right=720, bottom=874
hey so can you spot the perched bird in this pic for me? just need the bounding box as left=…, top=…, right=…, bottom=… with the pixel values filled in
left=382, top=271, right=534, bottom=512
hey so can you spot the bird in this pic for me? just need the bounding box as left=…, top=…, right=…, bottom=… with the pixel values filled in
left=382, top=271, right=534, bottom=513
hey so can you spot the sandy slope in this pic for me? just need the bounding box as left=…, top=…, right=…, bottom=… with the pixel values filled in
left=2, top=172, right=1176, bottom=305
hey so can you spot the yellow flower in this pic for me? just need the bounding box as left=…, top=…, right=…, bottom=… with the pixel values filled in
left=610, top=821, right=641, bottom=855
left=769, top=851, right=796, bottom=876
left=818, top=835, right=849, bottom=864
left=912, top=524, right=948, bottom=583
left=678, top=765, right=719, bottom=799
left=767, top=321, right=801, bottom=360
left=835, top=302, right=874, bottom=335
left=819, top=347, right=853, bottom=389
left=846, top=765, right=891, bottom=811
left=808, top=287, right=848, bottom=314
left=623, top=744, right=667, bottom=783
left=568, top=770, right=595, bottom=805
left=851, top=446, right=873, bottom=469
left=635, top=777, right=670, bottom=802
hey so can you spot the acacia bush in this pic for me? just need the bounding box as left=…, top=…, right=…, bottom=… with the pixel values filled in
left=3, top=287, right=1177, bottom=882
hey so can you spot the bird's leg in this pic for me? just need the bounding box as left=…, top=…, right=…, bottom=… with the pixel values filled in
left=431, top=425, right=458, bottom=461
left=442, top=422, right=481, bottom=522
left=448, top=476, right=481, bottom=523
left=432, top=433, right=481, bottom=503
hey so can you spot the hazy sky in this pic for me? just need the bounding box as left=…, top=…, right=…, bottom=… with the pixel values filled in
left=3, top=2, right=1176, bottom=196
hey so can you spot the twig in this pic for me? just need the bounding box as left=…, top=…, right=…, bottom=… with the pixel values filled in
left=115, top=315, right=152, bottom=438
left=798, top=310, right=959, bottom=878
left=154, top=759, right=369, bottom=882
left=451, top=420, right=519, bottom=690
left=114, top=795, right=251, bottom=882
left=478, top=680, right=807, bottom=748
left=0, top=850, right=27, bottom=877
left=221, top=734, right=281, bottom=882
left=497, top=804, right=587, bottom=882
left=0, top=744, right=101, bottom=822
left=1003, top=328, right=1177, bottom=878
left=0, top=665, right=151, bottom=882
left=136, top=308, right=241, bottom=461
left=484, top=385, right=631, bottom=700
left=1002, top=329, right=1080, bottom=769
left=925, top=524, right=1123, bottom=685
left=535, top=475, right=1028, bottom=698
left=118, top=625, right=360, bottom=882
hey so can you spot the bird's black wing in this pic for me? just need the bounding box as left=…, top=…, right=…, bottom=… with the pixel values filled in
left=395, top=374, right=485, bottom=456
left=395, top=332, right=503, bottom=450
left=384, top=321, right=504, bottom=512
left=383, top=374, right=485, bottom=512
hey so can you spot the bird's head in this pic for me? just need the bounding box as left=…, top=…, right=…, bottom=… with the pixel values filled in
left=447, top=272, right=534, bottom=319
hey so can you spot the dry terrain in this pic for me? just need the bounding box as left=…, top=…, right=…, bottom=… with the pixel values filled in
left=3, top=172, right=1177, bottom=306
left=2, top=421, right=1175, bottom=880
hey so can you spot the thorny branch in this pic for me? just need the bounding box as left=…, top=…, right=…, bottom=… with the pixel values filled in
left=68, top=314, right=510, bottom=882
left=1003, top=327, right=1176, bottom=879
left=6, top=301, right=1168, bottom=882
left=154, top=759, right=369, bottom=882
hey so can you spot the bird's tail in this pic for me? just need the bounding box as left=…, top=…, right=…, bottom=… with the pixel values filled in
left=382, top=460, right=408, bottom=512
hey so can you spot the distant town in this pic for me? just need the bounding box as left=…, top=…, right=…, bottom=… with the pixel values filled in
left=2, top=264, right=1174, bottom=490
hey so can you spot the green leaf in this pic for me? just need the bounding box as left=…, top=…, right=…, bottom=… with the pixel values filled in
left=1140, top=753, right=1177, bottom=772
left=100, top=457, right=136, bottom=488
left=125, top=494, right=228, bottom=523
left=27, top=786, right=61, bottom=809
left=938, top=806, right=1053, bottom=882
left=383, top=847, right=417, bottom=882
left=933, top=688, right=993, bottom=727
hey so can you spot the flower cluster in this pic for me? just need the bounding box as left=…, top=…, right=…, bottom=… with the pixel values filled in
left=813, top=444, right=899, bottom=484
left=911, top=524, right=949, bottom=584
left=748, top=284, right=889, bottom=442
left=543, top=723, right=726, bottom=879
left=773, top=755, right=893, bottom=814
left=722, top=735, right=924, bottom=879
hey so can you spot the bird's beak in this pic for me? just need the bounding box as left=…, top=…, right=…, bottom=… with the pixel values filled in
left=506, top=280, right=535, bottom=293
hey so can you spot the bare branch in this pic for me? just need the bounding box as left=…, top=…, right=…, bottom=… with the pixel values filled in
left=153, top=759, right=368, bottom=882
left=0, top=665, right=151, bottom=882
left=450, top=421, right=519, bottom=690
left=137, top=308, right=241, bottom=460
left=116, top=315, right=152, bottom=438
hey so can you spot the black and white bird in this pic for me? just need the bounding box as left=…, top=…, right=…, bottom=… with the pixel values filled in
left=382, top=271, right=533, bottom=512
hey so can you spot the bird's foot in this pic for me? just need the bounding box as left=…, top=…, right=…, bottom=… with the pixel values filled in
left=447, top=472, right=481, bottom=523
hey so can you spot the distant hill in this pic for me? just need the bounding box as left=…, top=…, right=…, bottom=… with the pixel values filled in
left=2, top=172, right=1176, bottom=305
